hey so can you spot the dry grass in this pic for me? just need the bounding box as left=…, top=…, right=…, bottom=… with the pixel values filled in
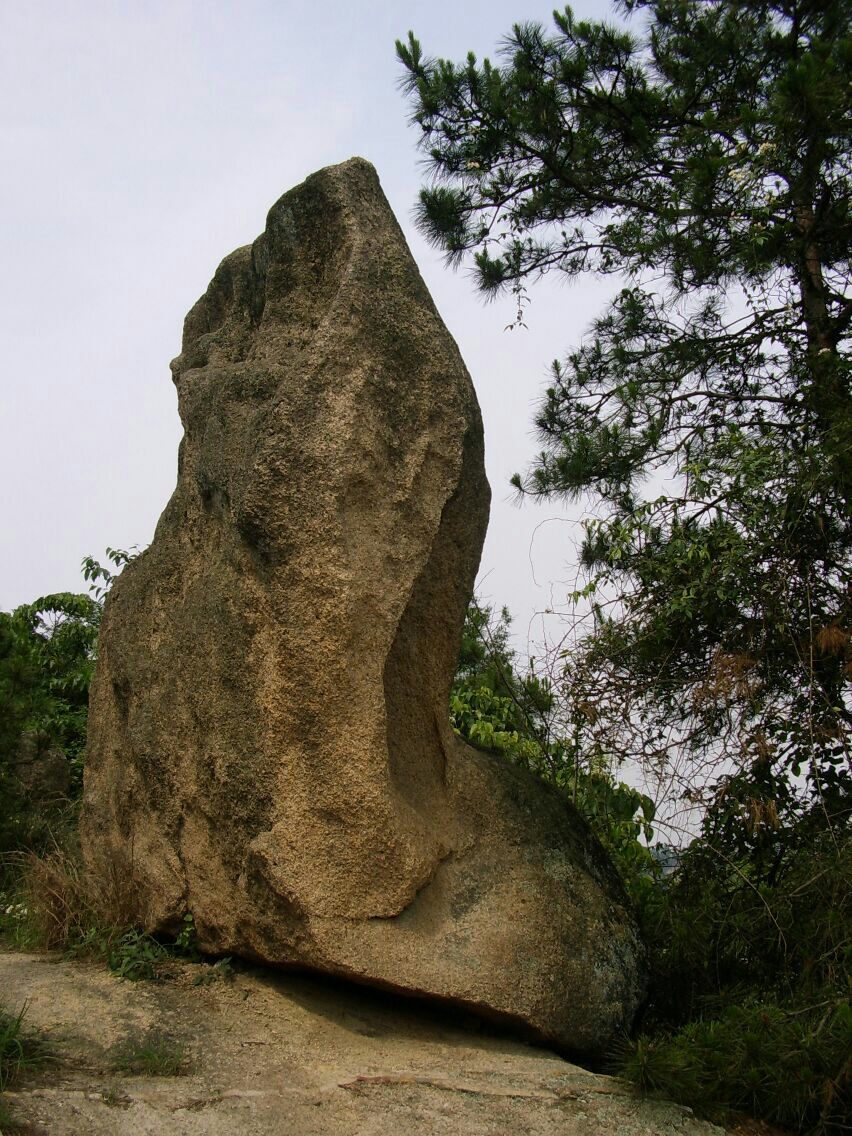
left=12, top=845, right=146, bottom=954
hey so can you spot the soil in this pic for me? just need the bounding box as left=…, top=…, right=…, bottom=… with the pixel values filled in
left=0, top=947, right=727, bottom=1135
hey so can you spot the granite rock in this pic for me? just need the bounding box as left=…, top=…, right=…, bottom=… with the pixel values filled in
left=82, top=158, right=645, bottom=1052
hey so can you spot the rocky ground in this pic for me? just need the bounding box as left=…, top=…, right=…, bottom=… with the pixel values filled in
left=0, top=946, right=728, bottom=1136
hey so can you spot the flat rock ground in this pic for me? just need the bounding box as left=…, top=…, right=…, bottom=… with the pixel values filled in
left=0, top=947, right=724, bottom=1136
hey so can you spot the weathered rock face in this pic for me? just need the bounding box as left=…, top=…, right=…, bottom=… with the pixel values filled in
left=82, top=158, right=645, bottom=1053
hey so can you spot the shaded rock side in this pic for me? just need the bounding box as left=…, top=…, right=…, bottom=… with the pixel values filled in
left=81, top=157, right=645, bottom=1053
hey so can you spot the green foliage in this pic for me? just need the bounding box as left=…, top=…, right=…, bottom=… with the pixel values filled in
left=70, top=924, right=236, bottom=994
left=173, top=912, right=200, bottom=960
left=620, top=997, right=850, bottom=1134
left=1, top=847, right=231, bottom=997
left=0, top=845, right=146, bottom=962
left=450, top=682, right=529, bottom=757
left=641, top=807, right=851, bottom=1025
left=451, top=599, right=659, bottom=897
left=0, top=593, right=100, bottom=853
left=3, top=883, right=168, bottom=984
left=110, top=1030, right=189, bottom=1077
left=67, top=921, right=230, bottom=985
left=400, top=0, right=851, bottom=813
left=406, top=6, right=850, bottom=1128
left=81, top=547, right=137, bottom=604
left=451, top=602, right=554, bottom=757
left=610, top=796, right=851, bottom=1133
left=105, top=929, right=170, bottom=982
left=571, top=772, right=659, bottom=899
left=0, top=548, right=137, bottom=857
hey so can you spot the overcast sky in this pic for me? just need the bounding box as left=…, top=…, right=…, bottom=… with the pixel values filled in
left=2, top=0, right=623, bottom=656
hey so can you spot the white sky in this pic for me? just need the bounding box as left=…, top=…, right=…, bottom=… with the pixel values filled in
left=1, top=0, right=622, bottom=657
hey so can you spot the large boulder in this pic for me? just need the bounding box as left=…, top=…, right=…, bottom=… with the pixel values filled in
left=82, top=158, right=645, bottom=1053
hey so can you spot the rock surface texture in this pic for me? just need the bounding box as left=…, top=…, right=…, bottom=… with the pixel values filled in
left=82, top=157, right=645, bottom=1053
left=1, top=950, right=722, bottom=1136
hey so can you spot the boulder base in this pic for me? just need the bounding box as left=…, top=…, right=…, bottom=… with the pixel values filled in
left=82, top=158, right=645, bottom=1053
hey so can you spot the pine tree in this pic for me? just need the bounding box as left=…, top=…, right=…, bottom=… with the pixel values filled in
left=398, top=0, right=851, bottom=825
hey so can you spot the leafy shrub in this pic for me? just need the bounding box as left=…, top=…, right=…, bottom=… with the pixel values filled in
left=1, top=848, right=179, bottom=982
left=105, top=930, right=169, bottom=982
left=0, top=595, right=99, bottom=856
left=0, top=550, right=137, bottom=859
left=449, top=684, right=539, bottom=760
left=640, top=823, right=851, bottom=1025
left=453, top=596, right=850, bottom=1134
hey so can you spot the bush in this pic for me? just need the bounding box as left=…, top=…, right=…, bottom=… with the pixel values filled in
left=1, top=552, right=136, bottom=859
left=619, top=997, right=851, bottom=1134
left=0, top=596, right=100, bottom=856
left=614, top=807, right=851, bottom=1135
left=103, top=930, right=170, bottom=982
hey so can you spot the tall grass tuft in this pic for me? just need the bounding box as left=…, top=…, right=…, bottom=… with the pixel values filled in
left=9, top=845, right=144, bottom=955
left=0, top=1002, right=50, bottom=1091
